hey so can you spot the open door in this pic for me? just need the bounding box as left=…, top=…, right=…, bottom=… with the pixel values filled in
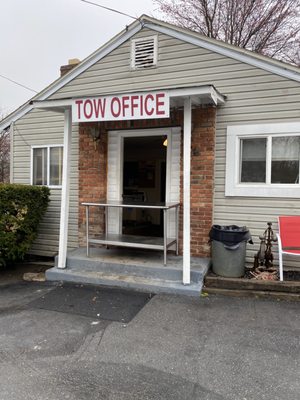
left=107, top=128, right=181, bottom=238
left=122, top=135, right=166, bottom=237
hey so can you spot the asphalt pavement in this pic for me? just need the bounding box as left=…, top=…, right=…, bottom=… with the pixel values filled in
left=0, top=281, right=299, bottom=400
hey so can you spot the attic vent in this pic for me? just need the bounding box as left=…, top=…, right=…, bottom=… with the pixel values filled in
left=131, top=36, right=157, bottom=69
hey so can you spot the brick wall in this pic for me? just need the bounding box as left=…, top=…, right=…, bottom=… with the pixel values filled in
left=78, top=106, right=216, bottom=257
left=190, top=107, right=216, bottom=257
left=78, top=124, right=107, bottom=244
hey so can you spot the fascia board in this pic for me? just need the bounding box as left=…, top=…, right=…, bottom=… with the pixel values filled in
left=167, top=86, right=225, bottom=105
left=32, top=99, right=72, bottom=113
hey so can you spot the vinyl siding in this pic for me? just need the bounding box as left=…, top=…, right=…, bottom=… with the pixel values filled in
left=49, top=29, right=300, bottom=99
left=13, top=109, right=78, bottom=256
left=14, top=26, right=300, bottom=267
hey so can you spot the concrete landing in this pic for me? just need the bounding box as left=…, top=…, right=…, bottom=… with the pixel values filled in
left=46, top=247, right=210, bottom=296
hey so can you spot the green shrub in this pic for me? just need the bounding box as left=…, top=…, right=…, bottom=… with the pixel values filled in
left=0, top=184, right=50, bottom=267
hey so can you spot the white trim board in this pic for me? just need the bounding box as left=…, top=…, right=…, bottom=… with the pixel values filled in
left=1, top=15, right=300, bottom=131
left=31, top=144, right=64, bottom=189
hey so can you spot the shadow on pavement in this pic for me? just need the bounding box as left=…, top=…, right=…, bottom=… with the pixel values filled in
left=28, top=284, right=153, bottom=323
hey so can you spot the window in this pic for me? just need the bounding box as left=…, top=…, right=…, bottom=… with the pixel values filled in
left=240, top=138, right=267, bottom=183
left=271, top=137, right=299, bottom=184
left=32, top=146, right=63, bottom=187
left=226, top=122, right=300, bottom=197
left=131, top=36, right=157, bottom=69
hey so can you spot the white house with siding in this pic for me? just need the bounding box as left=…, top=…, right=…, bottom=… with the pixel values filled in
left=1, top=15, right=299, bottom=293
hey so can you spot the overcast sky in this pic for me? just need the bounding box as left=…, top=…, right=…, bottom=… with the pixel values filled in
left=0, top=0, right=156, bottom=116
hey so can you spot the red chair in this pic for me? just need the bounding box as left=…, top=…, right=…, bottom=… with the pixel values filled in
left=277, top=216, right=300, bottom=281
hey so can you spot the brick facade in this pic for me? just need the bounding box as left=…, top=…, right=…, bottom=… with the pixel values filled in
left=78, top=106, right=216, bottom=257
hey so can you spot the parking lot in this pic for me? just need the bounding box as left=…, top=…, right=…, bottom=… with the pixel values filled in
left=0, top=281, right=299, bottom=400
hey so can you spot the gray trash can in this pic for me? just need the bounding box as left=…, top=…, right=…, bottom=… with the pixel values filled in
left=209, top=225, right=252, bottom=278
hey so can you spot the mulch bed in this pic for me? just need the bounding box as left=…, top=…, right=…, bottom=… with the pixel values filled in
left=204, top=268, right=300, bottom=299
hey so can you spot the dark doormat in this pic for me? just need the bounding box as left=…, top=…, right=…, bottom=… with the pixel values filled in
left=28, top=284, right=153, bottom=323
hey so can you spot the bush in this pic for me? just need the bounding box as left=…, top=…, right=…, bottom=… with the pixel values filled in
left=0, top=184, right=50, bottom=267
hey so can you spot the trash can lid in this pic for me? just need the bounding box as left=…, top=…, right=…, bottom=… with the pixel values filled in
left=209, top=224, right=252, bottom=245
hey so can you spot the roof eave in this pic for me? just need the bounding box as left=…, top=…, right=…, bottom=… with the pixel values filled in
left=1, top=14, right=300, bottom=131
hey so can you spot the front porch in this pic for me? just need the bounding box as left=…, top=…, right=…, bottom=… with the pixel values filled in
left=46, top=247, right=210, bottom=296
left=34, top=86, right=225, bottom=291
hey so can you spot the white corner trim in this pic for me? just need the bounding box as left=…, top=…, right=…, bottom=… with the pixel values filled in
left=9, top=123, right=14, bottom=183
left=144, top=22, right=300, bottom=84
left=225, top=121, right=300, bottom=198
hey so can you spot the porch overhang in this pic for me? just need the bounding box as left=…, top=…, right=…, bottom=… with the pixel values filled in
left=31, top=85, right=225, bottom=113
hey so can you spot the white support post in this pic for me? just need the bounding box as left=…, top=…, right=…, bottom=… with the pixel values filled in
left=57, top=109, right=72, bottom=269
left=183, top=97, right=191, bottom=285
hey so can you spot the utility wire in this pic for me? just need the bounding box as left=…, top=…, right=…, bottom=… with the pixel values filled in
left=79, top=0, right=136, bottom=20
left=1, top=2, right=138, bottom=96
left=14, top=126, right=31, bottom=148
left=0, top=73, right=38, bottom=93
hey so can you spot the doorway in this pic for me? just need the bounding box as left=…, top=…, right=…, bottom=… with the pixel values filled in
left=122, top=135, right=167, bottom=237
left=107, top=127, right=181, bottom=238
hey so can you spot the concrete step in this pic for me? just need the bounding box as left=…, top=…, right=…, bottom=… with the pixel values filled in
left=62, top=248, right=210, bottom=282
left=66, top=255, right=205, bottom=283
left=50, top=248, right=209, bottom=296
left=46, top=267, right=203, bottom=297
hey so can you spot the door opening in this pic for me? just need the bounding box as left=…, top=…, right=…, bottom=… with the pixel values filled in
left=122, top=135, right=167, bottom=237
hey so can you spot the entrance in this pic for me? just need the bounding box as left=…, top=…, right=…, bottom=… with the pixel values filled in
left=107, top=127, right=181, bottom=238
left=122, top=135, right=167, bottom=237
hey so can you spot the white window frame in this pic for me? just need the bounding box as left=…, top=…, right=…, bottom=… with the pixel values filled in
left=130, top=35, right=158, bottom=70
left=226, top=122, right=300, bottom=197
left=31, top=144, right=63, bottom=189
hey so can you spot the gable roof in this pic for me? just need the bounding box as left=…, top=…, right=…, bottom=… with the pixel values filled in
left=1, top=14, right=300, bottom=131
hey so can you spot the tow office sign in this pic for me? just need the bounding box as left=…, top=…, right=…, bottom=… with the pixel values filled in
left=72, top=91, right=170, bottom=122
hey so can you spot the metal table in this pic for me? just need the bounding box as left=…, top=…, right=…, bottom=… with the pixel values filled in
left=82, top=201, right=180, bottom=265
